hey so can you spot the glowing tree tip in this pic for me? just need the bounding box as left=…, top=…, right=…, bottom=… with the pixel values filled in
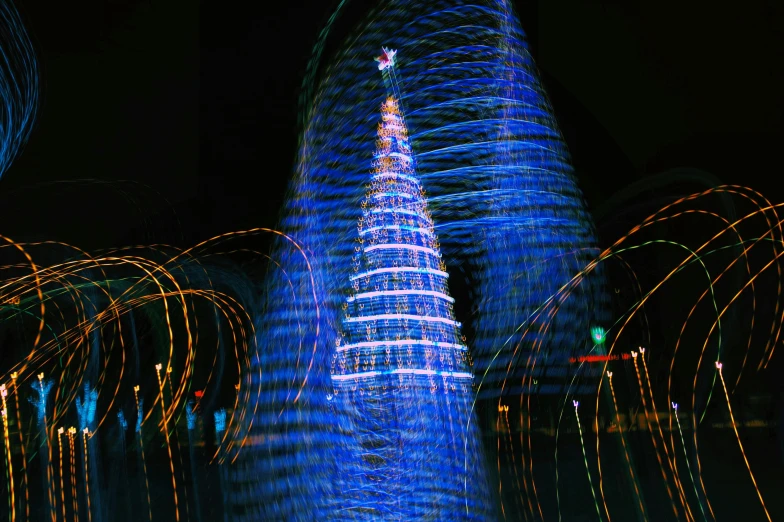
left=375, top=47, right=397, bottom=70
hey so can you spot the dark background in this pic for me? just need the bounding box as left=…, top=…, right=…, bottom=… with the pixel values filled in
left=1, top=0, right=782, bottom=248
left=1, top=3, right=781, bottom=518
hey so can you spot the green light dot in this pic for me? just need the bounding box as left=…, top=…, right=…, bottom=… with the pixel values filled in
left=590, top=326, right=605, bottom=344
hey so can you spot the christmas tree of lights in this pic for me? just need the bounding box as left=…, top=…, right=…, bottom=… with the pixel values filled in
left=330, top=48, right=492, bottom=520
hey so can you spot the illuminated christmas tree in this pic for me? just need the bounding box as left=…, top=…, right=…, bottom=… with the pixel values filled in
left=330, top=49, right=492, bottom=520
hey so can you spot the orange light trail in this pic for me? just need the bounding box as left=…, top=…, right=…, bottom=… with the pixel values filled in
left=57, top=427, right=65, bottom=522
left=1, top=386, right=15, bottom=522
left=133, top=386, right=151, bottom=522
left=82, top=428, right=90, bottom=522
left=155, top=364, right=180, bottom=522
left=716, top=362, right=771, bottom=522
left=67, top=428, right=78, bottom=522
left=606, top=372, right=647, bottom=521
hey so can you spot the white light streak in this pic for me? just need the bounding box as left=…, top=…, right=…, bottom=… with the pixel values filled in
left=336, top=339, right=466, bottom=352
left=332, top=369, right=472, bottom=381
left=344, top=313, right=460, bottom=327
left=364, top=243, right=439, bottom=256
left=360, top=225, right=433, bottom=236
left=350, top=266, right=448, bottom=281
left=347, top=289, right=454, bottom=303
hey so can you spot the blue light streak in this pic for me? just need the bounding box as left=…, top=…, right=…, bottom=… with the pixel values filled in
left=76, top=384, right=98, bottom=430
left=135, top=399, right=143, bottom=433
left=214, top=409, right=227, bottom=435
left=117, top=410, right=128, bottom=431
left=30, top=378, right=52, bottom=422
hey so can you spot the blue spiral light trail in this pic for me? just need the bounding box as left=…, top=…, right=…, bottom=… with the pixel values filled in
left=231, top=1, right=606, bottom=518
left=0, top=0, right=38, bottom=180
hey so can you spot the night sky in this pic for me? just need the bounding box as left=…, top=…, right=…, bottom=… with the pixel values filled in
left=1, top=0, right=781, bottom=250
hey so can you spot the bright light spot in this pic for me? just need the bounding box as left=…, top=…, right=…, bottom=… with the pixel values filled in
left=590, top=326, right=606, bottom=343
